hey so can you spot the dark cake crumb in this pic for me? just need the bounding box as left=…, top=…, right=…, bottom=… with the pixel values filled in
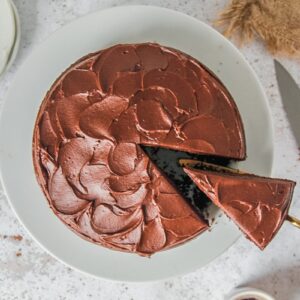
left=12, top=235, right=23, bottom=241
left=143, top=146, right=230, bottom=218
left=16, top=251, right=22, bottom=257
left=0, top=234, right=23, bottom=241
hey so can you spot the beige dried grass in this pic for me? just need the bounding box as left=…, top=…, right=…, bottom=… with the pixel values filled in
left=215, top=0, right=300, bottom=58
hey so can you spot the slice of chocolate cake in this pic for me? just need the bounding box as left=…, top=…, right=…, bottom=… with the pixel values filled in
left=182, top=161, right=296, bottom=249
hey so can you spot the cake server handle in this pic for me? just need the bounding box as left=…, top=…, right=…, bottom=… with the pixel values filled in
left=286, top=215, right=300, bottom=229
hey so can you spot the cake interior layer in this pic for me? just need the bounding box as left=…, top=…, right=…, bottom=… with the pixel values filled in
left=143, top=147, right=230, bottom=214
left=180, top=159, right=295, bottom=184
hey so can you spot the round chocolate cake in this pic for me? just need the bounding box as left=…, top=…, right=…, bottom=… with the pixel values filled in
left=33, top=43, right=245, bottom=255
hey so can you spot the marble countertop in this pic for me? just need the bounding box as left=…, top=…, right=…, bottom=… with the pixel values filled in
left=0, top=1, right=300, bottom=299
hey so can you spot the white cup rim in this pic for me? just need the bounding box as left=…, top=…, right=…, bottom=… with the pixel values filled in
left=226, top=287, right=275, bottom=300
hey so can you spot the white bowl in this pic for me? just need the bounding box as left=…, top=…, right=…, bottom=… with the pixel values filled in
left=226, top=287, right=275, bottom=300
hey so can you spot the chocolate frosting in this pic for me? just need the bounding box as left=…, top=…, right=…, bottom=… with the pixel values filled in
left=184, top=166, right=296, bottom=249
left=33, top=43, right=246, bottom=255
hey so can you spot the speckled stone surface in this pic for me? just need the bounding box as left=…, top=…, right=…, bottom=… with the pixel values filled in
left=0, top=1, right=300, bottom=299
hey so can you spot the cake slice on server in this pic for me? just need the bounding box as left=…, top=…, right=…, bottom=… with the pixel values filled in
left=181, top=160, right=296, bottom=249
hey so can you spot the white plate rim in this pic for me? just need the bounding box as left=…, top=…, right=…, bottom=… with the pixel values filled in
left=0, top=5, right=274, bottom=282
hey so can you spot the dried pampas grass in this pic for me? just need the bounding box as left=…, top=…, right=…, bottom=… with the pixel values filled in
left=215, top=0, right=300, bottom=58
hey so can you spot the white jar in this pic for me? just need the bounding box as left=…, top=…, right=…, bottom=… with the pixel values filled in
left=225, top=287, right=275, bottom=300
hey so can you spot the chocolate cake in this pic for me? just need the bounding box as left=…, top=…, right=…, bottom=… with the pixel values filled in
left=33, top=43, right=246, bottom=255
left=183, top=162, right=296, bottom=249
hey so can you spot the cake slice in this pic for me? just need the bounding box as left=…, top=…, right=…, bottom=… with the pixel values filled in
left=182, top=161, right=296, bottom=249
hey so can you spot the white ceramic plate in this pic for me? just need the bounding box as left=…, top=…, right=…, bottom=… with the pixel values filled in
left=0, top=5, right=274, bottom=282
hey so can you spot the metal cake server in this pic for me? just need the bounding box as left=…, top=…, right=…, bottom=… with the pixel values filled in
left=274, top=60, right=300, bottom=147
left=274, top=60, right=300, bottom=228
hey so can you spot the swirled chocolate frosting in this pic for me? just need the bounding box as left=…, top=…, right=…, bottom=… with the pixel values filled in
left=184, top=166, right=296, bottom=249
left=33, top=43, right=246, bottom=255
